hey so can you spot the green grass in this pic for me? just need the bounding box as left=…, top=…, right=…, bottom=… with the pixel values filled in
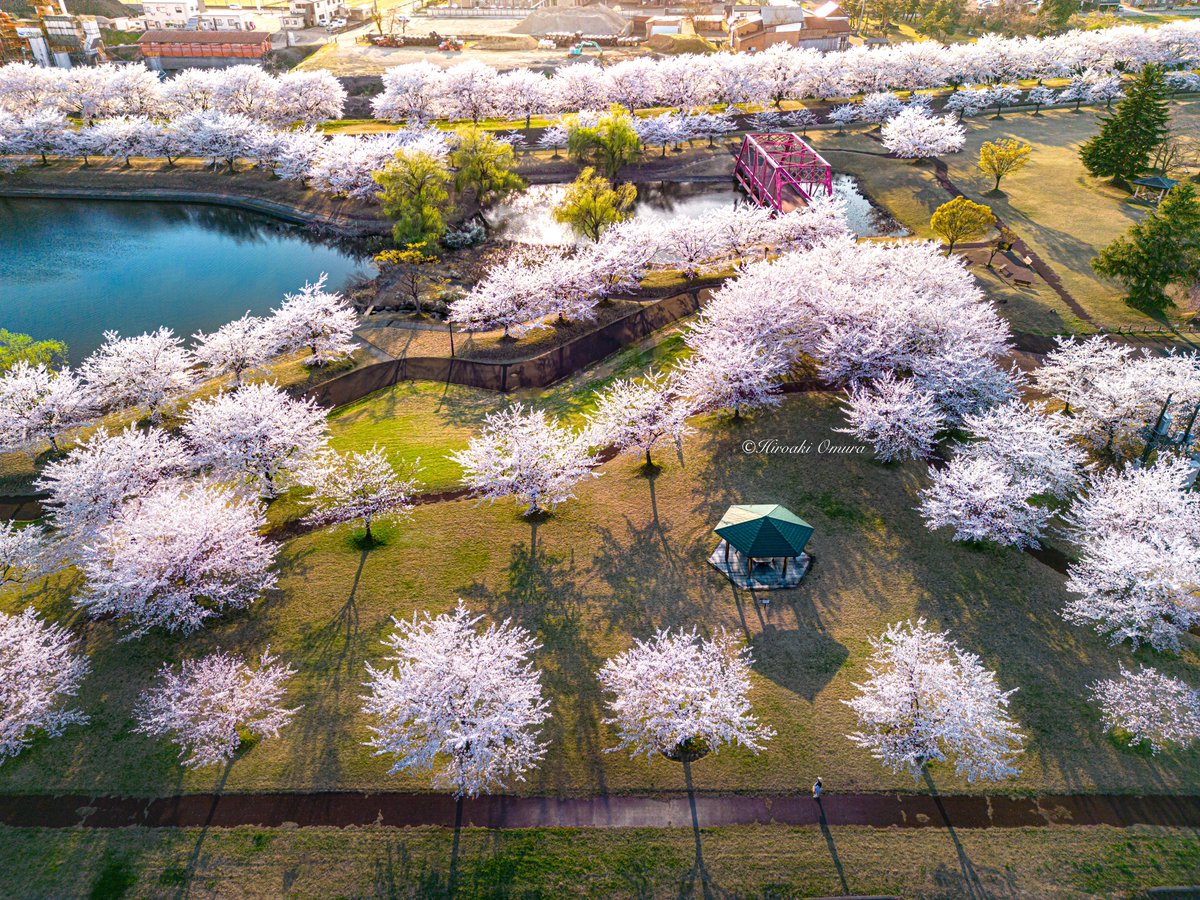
left=3, top=823, right=1200, bottom=898
left=2, top=390, right=1199, bottom=798
left=327, top=331, right=690, bottom=491
left=810, top=99, right=1200, bottom=331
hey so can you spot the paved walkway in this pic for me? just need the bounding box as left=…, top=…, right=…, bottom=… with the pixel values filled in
left=3, top=791, right=1199, bottom=830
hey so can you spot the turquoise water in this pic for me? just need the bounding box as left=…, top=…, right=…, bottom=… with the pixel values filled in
left=0, top=198, right=372, bottom=364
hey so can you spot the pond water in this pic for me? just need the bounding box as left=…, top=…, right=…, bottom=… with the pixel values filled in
left=0, top=199, right=372, bottom=364
left=488, top=176, right=909, bottom=246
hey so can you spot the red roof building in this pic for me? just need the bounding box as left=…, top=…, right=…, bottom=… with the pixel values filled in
left=138, top=28, right=270, bottom=70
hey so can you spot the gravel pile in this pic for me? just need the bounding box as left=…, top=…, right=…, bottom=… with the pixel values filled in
left=510, top=4, right=630, bottom=36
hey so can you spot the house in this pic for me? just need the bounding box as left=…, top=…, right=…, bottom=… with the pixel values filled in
left=143, top=0, right=205, bottom=30
left=138, top=28, right=270, bottom=70
left=728, top=0, right=850, bottom=53
left=197, top=10, right=259, bottom=30
left=287, top=0, right=342, bottom=27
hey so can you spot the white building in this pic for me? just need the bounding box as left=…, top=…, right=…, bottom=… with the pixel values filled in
left=198, top=9, right=258, bottom=30
left=287, top=0, right=341, bottom=27
left=143, top=0, right=204, bottom=30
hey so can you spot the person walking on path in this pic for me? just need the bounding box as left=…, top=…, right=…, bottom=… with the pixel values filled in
left=812, top=778, right=823, bottom=801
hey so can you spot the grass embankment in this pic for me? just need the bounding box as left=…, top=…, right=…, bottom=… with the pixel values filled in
left=0, top=158, right=388, bottom=233
left=809, top=99, right=1200, bottom=333
left=2, top=389, right=1198, bottom=798
left=3, top=823, right=1200, bottom=898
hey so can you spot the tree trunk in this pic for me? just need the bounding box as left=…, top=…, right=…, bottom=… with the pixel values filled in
left=994, top=174, right=1002, bottom=191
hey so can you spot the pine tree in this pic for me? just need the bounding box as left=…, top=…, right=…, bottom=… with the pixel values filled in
left=1079, top=66, right=1169, bottom=186
left=1092, top=182, right=1200, bottom=312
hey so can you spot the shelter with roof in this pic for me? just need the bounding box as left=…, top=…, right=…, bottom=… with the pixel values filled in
left=708, top=504, right=813, bottom=590
left=1131, top=175, right=1178, bottom=205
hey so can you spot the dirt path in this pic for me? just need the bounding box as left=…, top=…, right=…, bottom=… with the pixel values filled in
left=3, top=790, right=1199, bottom=830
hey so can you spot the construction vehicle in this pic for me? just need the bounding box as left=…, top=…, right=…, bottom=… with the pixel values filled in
left=567, top=39, right=601, bottom=58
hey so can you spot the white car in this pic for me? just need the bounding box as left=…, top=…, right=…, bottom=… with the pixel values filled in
left=328, top=17, right=347, bottom=27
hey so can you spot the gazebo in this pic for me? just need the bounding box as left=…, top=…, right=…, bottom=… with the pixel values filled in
left=708, top=504, right=814, bottom=590
left=1131, top=174, right=1178, bottom=205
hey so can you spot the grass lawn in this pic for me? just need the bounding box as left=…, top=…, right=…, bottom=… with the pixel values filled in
left=809, top=100, right=1200, bottom=332
left=3, top=823, right=1200, bottom=898
left=2, top=388, right=1199, bottom=799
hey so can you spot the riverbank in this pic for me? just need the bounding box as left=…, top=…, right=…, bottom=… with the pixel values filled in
left=0, top=159, right=391, bottom=237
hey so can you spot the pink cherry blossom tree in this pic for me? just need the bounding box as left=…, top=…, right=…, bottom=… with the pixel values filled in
left=452, top=403, right=597, bottom=516
left=78, top=327, right=195, bottom=422
left=585, top=373, right=695, bottom=467
left=36, top=425, right=192, bottom=540
left=0, top=608, right=90, bottom=764
left=183, top=382, right=328, bottom=498
left=1091, top=665, right=1200, bottom=753
left=840, top=374, right=946, bottom=462
left=136, top=649, right=299, bottom=768
left=267, top=275, right=358, bottom=367
left=0, top=362, right=92, bottom=453
left=845, top=619, right=1024, bottom=782
left=75, top=481, right=277, bottom=637
left=362, top=601, right=549, bottom=797
left=192, top=313, right=275, bottom=385
left=599, top=627, right=773, bottom=763
left=303, top=445, right=421, bottom=541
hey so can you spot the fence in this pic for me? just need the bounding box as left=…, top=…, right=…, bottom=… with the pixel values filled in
left=307, top=291, right=703, bottom=409
left=423, top=3, right=542, bottom=17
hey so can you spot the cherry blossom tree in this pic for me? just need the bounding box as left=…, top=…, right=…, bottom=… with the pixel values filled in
left=881, top=108, right=965, bottom=160
left=826, top=104, right=859, bottom=131
left=436, top=60, right=500, bottom=123
left=78, top=327, right=195, bottom=421
left=845, top=619, right=1024, bottom=782
left=268, top=276, right=357, bottom=366
left=0, top=521, right=51, bottom=589
left=919, top=455, right=1049, bottom=549
left=452, top=403, right=597, bottom=516
left=599, top=627, right=773, bottom=763
left=362, top=601, right=549, bottom=797
left=372, top=61, right=444, bottom=123
left=0, top=608, right=90, bottom=764
left=210, top=64, right=275, bottom=120
left=192, top=313, right=275, bottom=385
left=0, top=362, right=92, bottom=453
left=136, top=649, right=299, bottom=768
left=944, top=86, right=989, bottom=121
left=184, top=382, right=328, bottom=498
left=75, top=481, right=277, bottom=638
left=36, top=425, right=192, bottom=540
left=1027, top=85, right=1057, bottom=114
left=12, top=108, right=67, bottom=165
left=957, top=401, right=1085, bottom=498
left=1033, top=335, right=1132, bottom=417
left=585, top=373, right=695, bottom=467
left=162, top=67, right=218, bottom=116
left=496, top=69, right=551, bottom=130
left=272, top=70, right=346, bottom=125
left=174, top=110, right=260, bottom=172
left=675, top=331, right=789, bottom=420
left=303, top=445, right=421, bottom=541
left=840, top=375, right=945, bottom=462
left=858, top=91, right=905, bottom=126
left=1091, top=665, right=1200, bottom=753
left=983, top=84, right=1022, bottom=117
left=1062, top=457, right=1200, bottom=652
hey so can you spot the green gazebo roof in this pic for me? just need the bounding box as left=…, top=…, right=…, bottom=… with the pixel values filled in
left=1133, top=175, right=1178, bottom=190
left=715, top=504, right=813, bottom=558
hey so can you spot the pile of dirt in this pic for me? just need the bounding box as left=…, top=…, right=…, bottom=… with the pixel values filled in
left=510, top=3, right=630, bottom=36
left=473, top=33, right=539, bottom=50
left=645, top=32, right=717, bottom=54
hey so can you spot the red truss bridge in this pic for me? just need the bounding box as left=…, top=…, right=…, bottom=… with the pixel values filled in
left=734, top=133, right=833, bottom=214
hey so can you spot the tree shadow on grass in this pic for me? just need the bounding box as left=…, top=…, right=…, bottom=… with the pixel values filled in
left=459, top=517, right=610, bottom=793
left=169, top=757, right=235, bottom=900
left=283, top=544, right=371, bottom=786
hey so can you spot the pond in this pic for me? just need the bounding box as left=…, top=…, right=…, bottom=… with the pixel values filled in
left=0, top=199, right=373, bottom=364
left=487, top=176, right=909, bottom=246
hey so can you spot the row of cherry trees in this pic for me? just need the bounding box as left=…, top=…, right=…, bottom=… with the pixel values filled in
left=371, top=24, right=1200, bottom=123
left=450, top=198, right=849, bottom=336
left=0, top=108, right=450, bottom=199
left=0, top=62, right=345, bottom=124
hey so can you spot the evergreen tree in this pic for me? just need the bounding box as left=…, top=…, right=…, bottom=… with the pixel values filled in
left=1092, top=182, right=1200, bottom=313
left=1079, top=66, right=1169, bottom=185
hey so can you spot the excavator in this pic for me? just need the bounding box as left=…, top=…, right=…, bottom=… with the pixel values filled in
left=567, top=40, right=602, bottom=59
